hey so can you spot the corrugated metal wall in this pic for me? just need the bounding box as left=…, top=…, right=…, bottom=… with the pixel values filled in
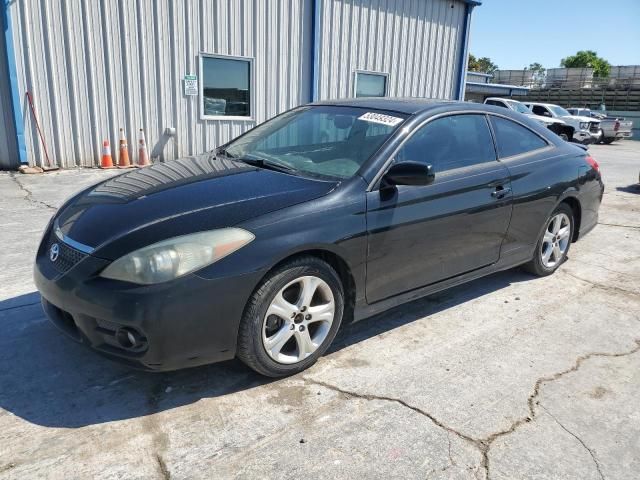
left=5, top=0, right=467, bottom=169
left=316, top=0, right=465, bottom=100
left=0, top=17, right=18, bottom=169
left=8, top=0, right=312, bottom=168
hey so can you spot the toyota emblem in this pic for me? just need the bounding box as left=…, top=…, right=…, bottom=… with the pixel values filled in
left=49, top=243, right=60, bottom=262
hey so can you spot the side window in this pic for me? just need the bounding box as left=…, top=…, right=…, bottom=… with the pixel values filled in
left=531, top=105, right=548, bottom=116
left=397, top=114, right=496, bottom=172
left=489, top=116, right=548, bottom=158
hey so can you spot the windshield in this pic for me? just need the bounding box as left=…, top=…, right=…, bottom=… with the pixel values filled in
left=506, top=101, right=531, bottom=114
left=549, top=105, right=571, bottom=117
left=222, top=106, right=407, bottom=179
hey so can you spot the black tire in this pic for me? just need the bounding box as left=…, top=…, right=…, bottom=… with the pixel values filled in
left=237, top=256, right=344, bottom=377
left=602, top=137, right=615, bottom=145
left=523, top=203, right=574, bottom=277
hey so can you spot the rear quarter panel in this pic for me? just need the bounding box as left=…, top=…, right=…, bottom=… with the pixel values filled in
left=499, top=143, right=595, bottom=261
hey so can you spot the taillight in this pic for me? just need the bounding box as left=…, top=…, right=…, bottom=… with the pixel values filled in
left=586, top=155, right=600, bottom=173
left=614, top=121, right=620, bottom=131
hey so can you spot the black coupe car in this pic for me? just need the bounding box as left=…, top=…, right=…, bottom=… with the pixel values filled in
left=34, top=99, right=604, bottom=376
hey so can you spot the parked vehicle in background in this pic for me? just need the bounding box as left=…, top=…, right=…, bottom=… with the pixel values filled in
left=524, top=102, right=601, bottom=144
left=484, top=97, right=574, bottom=141
left=566, top=108, right=633, bottom=144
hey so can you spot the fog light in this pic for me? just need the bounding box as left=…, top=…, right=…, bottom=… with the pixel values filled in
left=116, top=327, right=144, bottom=350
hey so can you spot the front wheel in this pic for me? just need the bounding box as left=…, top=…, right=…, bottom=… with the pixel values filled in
left=602, top=137, right=615, bottom=145
left=523, top=204, right=574, bottom=277
left=237, top=257, right=344, bottom=377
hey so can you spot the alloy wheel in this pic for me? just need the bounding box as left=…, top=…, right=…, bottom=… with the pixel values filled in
left=540, top=212, right=571, bottom=268
left=262, top=275, right=335, bottom=364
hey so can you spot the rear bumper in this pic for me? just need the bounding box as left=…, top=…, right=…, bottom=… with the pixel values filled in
left=616, top=131, right=633, bottom=139
left=34, top=245, right=263, bottom=371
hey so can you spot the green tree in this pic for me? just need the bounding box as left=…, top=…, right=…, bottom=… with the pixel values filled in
left=525, top=62, right=546, bottom=84
left=526, top=62, right=545, bottom=75
left=560, top=50, right=611, bottom=77
left=468, top=54, right=498, bottom=74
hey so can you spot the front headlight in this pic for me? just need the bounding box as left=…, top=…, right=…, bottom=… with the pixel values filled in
left=100, top=228, right=255, bottom=284
left=580, top=122, right=589, bottom=130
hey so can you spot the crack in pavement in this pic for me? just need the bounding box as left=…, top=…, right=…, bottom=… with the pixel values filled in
left=9, top=172, right=58, bottom=211
left=305, top=339, right=640, bottom=480
left=0, top=462, right=17, bottom=473
left=560, top=269, right=639, bottom=297
left=155, top=454, right=171, bottom=480
left=597, top=222, right=640, bottom=231
left=144, top=377, right=172, bottom=480
left=539, top=405, right=604, bottom=480
left=303, top=377, right=491, bottom=476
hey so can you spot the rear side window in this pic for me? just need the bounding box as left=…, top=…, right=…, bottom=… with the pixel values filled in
left=397, top=114, right=496, bottom=172
left=489, top=116, right=548, bottom=158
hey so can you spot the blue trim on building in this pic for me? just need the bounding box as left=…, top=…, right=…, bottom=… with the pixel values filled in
left=2, top=0, right=27, bottom=165
left=310, top=0, right=321, bottom=102
left=455, top=3, right=475, bottom=101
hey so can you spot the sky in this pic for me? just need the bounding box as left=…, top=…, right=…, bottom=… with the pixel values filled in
left=469, top=0, right=640, bottom=70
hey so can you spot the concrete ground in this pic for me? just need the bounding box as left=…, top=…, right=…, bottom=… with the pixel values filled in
left=0, top=142, right=639, bottom=480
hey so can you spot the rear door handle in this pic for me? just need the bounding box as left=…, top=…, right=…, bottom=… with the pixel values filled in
left=491, top=186, right=511, bottom=198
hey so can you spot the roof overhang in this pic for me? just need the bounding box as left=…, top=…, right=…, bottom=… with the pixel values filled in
left=465, top=81, right=530, bottom=96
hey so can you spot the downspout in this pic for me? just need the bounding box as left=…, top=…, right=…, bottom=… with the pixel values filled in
left=2, top=0, right=27, bottom=165
left=310, top=0, right=321, bottom=102
left=455, top=2, right=477, bottom=101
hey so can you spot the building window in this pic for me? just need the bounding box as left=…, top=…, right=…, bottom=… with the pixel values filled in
left=354, top=71, right=388, bottom=98
left=200, top=54, right=253, bottom=120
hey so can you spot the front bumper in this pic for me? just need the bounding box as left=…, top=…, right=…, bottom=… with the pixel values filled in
left=34, top=236, right=263, bottom=371
left=573, top=130, right=595, bottom=143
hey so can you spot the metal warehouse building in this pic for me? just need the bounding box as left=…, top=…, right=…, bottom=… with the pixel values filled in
left=0, top=0, right=479, bottom=169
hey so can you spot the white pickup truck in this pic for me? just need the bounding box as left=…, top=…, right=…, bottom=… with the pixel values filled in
left=524, top=102, right=601, bottom=144
left=484, top=97, right=574, bottom=141
left=566, top=108, right=634, bottom=144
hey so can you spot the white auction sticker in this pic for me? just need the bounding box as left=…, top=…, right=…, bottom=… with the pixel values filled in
left=358, top=112, right=403, bottom=127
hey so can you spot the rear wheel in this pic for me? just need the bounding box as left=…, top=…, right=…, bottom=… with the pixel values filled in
left=523, top=204, right=574, bottom=277
left=237, top=257, right=344, bottom=377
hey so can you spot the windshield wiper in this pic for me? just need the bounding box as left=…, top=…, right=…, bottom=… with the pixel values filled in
left=216, top=147, right=235, bottom=159
left=237, top=157, right=299, bottom=174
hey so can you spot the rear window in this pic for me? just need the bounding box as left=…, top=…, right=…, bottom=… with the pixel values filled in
left=489, top=116, right=548, bottom=158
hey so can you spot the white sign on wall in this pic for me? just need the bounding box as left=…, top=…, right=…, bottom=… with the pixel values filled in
left=184, top=75, right=198, bottom=96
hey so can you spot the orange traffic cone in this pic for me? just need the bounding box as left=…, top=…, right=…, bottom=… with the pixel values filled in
left=138, top=129, right=150, bottom=167
left=118, top=128, right=131, bottom=168
left=100, top=140, right=115, bottom=168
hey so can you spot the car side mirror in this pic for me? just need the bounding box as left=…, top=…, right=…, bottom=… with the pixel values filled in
left=543, top=111, right=551, bottom=117
left=382, top=161, right=435, bottom=188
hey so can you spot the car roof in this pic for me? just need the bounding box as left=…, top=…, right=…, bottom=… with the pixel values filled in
left=309, top=97, right=458, bottom=115
left=524, top=102, right=557, bottom=107
left=486, top=97, right=521, bottom=103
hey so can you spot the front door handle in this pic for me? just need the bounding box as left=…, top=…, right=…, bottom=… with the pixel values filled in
left=491, top=186, right=512, bottom=199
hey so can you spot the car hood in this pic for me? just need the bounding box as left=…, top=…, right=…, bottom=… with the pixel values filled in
left=527, top=113, right=565, bottom=125
left=54, top=153, right=337, bottom=259
left=562, top=115, right=599, bottom=124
